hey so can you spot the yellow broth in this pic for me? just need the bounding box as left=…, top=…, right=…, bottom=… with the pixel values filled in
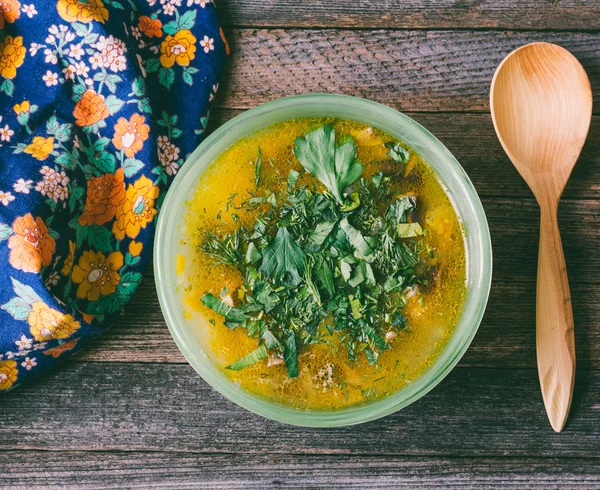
left=176, top=118, right=467, bottom=409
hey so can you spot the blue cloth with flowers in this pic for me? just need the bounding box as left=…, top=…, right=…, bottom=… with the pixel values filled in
left=0, top=0, right=228, bottom=391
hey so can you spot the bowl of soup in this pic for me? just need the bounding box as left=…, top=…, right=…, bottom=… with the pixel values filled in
left=154, top=94, right=492, bottom=426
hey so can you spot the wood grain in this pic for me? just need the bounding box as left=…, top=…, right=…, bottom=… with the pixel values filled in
left=1, top=451, right=598, bottom=489
left=207, top=111, right=600, bottom=199
left=1, top=363, right=599, bottom=456
left=218, top=30, right=600, bottom=113
left=217, top=0, right=600, bottom=31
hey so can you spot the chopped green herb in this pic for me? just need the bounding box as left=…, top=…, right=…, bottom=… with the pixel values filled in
left=254, top=148, right=262, bottom=187
left=384, top=141, right=410, bottom=163
left=226, top=345, right=268, bottom=371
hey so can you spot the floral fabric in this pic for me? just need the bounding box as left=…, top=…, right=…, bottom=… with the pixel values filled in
left=0, top=0, right=228, bottom=391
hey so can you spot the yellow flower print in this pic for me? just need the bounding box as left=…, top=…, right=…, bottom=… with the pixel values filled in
left=112, top=176, right=159, bottom=240
left=71, top=250, right=123, bottom=301
left=0, top=361, right=18, bottom=391
left=128, top=240, right=143, bottom=257
left=13, top=100, right=29, bottom=114
left=159, top=29, right=196, bottom=68
left=28, top=301, right=81, bottom=341
left=0, top=35, right=26, bottom=79
left=61, top=240, right=76, bottom=275
left=56, top=0, right=108, bottom=23
left=24, top=136, right=54, bottom=161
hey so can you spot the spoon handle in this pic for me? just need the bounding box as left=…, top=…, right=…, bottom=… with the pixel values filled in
left=536, top=205, right=576, bottom=432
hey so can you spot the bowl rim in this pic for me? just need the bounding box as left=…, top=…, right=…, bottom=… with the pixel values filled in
left=154, top=93, right=493, bottom=427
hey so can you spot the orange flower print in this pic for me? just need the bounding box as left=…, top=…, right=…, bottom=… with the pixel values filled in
left=57, top=0, right=108, bottom=23
left=8, top=214, right=56, bottom=273
left=72, top=250, right=123, bottom=301
left=0, top=35, right=26, bottom=79
left=112, top=176, right=159, bottom=240
left=73, top=90, right=109, bottom=127
left=220, top=27, right=230, bottom=56
left=24, top=136, right=54, bottom=161
left=0, top=0, right=20, bottom=30
left=79, top=168, right=126, bottom=226
left=159, top=29, right=196, bottom=68
left=28, top=301, right=81, bottom=341
left=43, top=338, right=80, bottom=358
left=61, top=240, right=76, bottom=275
left=139, top=15, right=162, bottom=38
left=112, top=114, right=150, bottom=158
left=0, top=361, right=18, bottom=391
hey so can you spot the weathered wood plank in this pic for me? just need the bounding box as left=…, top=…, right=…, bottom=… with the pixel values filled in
left=76, top=279, right=600, bottom=370
left=1, top=451, right=599, bottom=489
left=217, top=0, right=600, bottom=31
left=207, top=110, right=600, bottom=200
left=218, top=30, right=600, bottom=113
left=0, top=363, right=598, bottom=456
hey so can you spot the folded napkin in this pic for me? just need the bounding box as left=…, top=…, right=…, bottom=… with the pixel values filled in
left=0, top=0, right=228, bottom=391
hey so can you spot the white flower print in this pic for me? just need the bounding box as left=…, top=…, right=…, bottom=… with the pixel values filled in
left=90, top=35, right=128, bottom=72
left=187, top=0, right=212, bottom=6
left=42, top=71, right=59, bottom=86
left=22, top=3, right=37, bottom=17
left=0, top=125, right=14, bottom=142
left=15, top=335, right=33, bottom=351
left=64, top=31, right=76, bottom=43
left=74, top=61, right=89, bottom=77
left=131, top=26, right=142, bottom=41
left=147, top=0, right=156, bottom=5
left=29, top=42, right=40, bottom=56
left=35, top=166, right=70, bottom=203
left=44, top=48, right=58, bottom=64
left=162, top=3, right=175, bottom=15
left=68, top=43, right=84, bottom=61
left=136, top=53, right=147, bottom=78
left=33, top=342, right=48, bottom=351
left=200, top=36, right=214, bottom=54
left=84, top=78, right=94, bottom=86
left=48, top=24, right=59, bottom=35
left=62, top=65, right=76, bottom=81
left=45, top=34, right=56, bottom=44
left=0, top=191, right=15, bottom=206
left=21, top=357, right=37, bottom=371
left=157, top=135, right=181, bottom=176
left=5, top=352, right=16, bottom=360
left=45, top=271, right=61, bottom=286
left=14, top=178, right=33, bottom=194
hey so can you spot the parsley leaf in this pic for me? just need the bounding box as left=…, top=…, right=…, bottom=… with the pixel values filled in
left=201, top=293, right=250, bottom=329
left=384, top=141, right=410, bottom=163
left=283, top=331, right=299, bottom=377
left=293, top=124, right=364, bottom=204
left=226, top=345, right=268, bottom=371
left=340, top=217, right=375, bottom=262
left=259, top=227, right=306, bottom=286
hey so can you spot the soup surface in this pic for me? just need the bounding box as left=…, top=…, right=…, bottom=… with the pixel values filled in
left=177, top=117, right=466, bottom=409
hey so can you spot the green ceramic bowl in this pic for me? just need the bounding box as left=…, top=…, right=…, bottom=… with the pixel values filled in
left=154, top=94, right=492, bottom=427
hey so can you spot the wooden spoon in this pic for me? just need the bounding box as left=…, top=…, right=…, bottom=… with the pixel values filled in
left=490, top=42, right=592, bottom=432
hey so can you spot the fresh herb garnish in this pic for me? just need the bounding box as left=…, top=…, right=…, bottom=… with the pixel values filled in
left=384, top=141, right=410, bottom=163
left=199, top=125, right=434, bottom=377
left=293, top=124, right=363, bottom=204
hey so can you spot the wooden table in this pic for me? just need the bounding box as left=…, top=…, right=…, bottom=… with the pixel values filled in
left=2, top=2, right=600, bottom=488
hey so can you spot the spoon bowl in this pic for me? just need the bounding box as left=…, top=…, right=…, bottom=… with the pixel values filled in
left=490, top=42, right=592, bottom=432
